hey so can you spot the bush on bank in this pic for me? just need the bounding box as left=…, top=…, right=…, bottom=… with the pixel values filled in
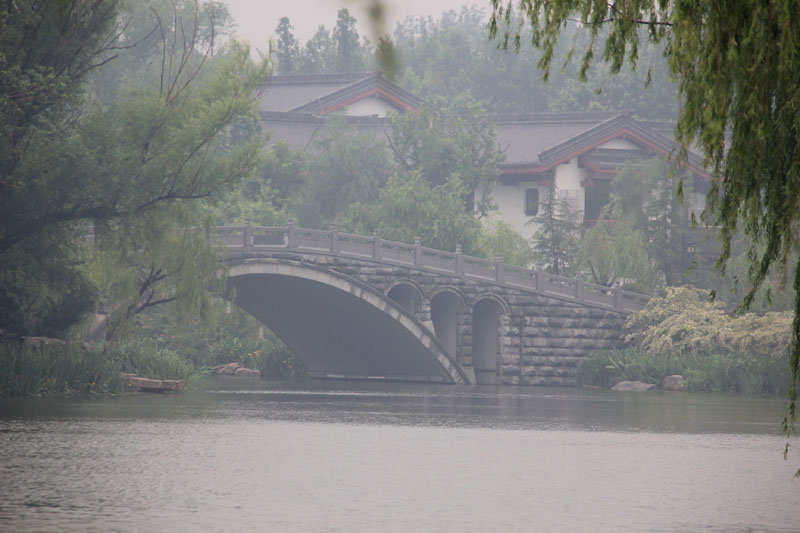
left=0, top=341, right=206, bottom=398
left=0, top=333, right=304, bottom=399
left=577, top=348, right=791, bottom=395
left=578, top=287, right=794, bottom=395
left=623, top=287, right=792, bottom=357
left=133, top=305, right=306, bottom=379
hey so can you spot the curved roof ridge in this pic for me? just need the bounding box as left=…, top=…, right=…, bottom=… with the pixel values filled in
left=266, top=72, right=377, bottom=85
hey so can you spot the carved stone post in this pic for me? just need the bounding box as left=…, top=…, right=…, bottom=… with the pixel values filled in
left=287, top=218, right=296, bottom=249
left=495, top=254, right=505, bottom=283
left=414, top=236, right=423, bottom=267
left=455, top=244, right=464, bottom=277
left=330, top=224, right=339, bottom=253
left=243, top=218, right=252, bottom=248
left=372, top=231, right=381, bottom=259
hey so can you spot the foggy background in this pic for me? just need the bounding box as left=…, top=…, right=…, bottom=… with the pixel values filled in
left=221, top=0, right=473, bottom=49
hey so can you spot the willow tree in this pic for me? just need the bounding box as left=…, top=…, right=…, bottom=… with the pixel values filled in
left=489, top=0, right=800, bottom=471
left=0, top=1, right=269, bottom=339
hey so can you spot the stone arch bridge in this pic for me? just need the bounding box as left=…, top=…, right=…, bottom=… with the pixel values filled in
left=219, top=223, right=650, bottom=386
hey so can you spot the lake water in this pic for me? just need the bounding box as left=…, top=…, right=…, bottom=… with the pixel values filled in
left=0, top=379, right=797, bottom=532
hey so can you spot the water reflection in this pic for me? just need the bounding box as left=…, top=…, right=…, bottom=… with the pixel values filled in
left=0, top=379, right=796, bottom=532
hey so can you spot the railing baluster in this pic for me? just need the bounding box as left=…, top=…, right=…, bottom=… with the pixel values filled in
left=244, top=218, right=251, bottom=248
left=495, top=254, right=504, bottom=283
left=287, top=219, right=296, bottom=249
left=330, top=224, right=339, bottom=253
left=372, top=231, right=381, bottom=259
left=414, top=237, right=422, bottom=267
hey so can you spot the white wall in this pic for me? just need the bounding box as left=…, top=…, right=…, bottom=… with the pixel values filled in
left=482, top=139, right=653, bottom=242
left=597, top=138, right=639, bottom=150
left=332, top=96, right=396, bottom=117
left=484, top=179, right=540, bottom=240
left=483, top=158, right=589, bottom=240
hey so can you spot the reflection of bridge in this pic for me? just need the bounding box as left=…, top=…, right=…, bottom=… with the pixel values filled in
left=220, top=222, right=650, bottom=386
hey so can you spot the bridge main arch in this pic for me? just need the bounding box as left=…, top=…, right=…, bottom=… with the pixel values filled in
left=226, top=259, right=469, bottom=384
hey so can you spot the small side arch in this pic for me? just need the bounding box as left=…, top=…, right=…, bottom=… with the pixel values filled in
left=386, top=278, right=425, bottom=317
left=471, top=293, right=509, bottom=385
left=429, top=285, right=468, bottom=306
left=430, top=287, right=466, bottom=358
left=470, top=293, right=511, bottom=315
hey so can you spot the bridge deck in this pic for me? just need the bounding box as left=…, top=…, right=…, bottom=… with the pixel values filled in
left=218, top=222, right=650, bottom=314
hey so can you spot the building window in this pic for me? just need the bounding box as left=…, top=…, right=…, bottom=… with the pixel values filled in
left=524, top=188, right=539, bottom=216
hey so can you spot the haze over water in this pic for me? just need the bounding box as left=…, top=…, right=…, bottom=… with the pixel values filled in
left=1, top=380, right=797, bottom=532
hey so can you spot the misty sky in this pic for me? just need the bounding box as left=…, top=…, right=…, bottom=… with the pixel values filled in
left=220, top=0, right=483, bottom=53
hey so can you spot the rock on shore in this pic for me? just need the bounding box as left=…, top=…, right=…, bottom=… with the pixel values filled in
left=213, top=362, right=261, bottom=377
left=123, top=374, right=185, bottom=392
left=611, top=380, right=657, bottom=392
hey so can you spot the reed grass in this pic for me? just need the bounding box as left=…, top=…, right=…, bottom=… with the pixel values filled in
left=0, top=340, right=207, bottom=398
left=577, top=348, right=792, bottom=395
left=0, top=343, right=124, bottom=397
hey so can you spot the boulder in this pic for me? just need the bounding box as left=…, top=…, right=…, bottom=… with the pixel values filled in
left=234, top=367, right=261, bottom=377
left=215, top=362, right=243, bottom=375
left=661, top=375, right=685, bottom=392
left=612, top=380, right=657, bottom=392
left=123, top=374, right=184, bottom=392
left=22, top=336, right=65, bottom=346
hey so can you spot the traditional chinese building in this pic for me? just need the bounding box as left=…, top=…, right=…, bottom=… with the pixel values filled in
left=257, top=72, right=708, bottom=240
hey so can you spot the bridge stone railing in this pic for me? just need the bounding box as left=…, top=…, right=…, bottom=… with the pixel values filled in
left=218, top=221, right=650, bottom=314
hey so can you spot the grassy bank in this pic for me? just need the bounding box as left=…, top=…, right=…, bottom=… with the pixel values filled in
left=133, top=305, right=306, bottom=380
left=577, top=348, right=791, bottom=395
left=0, top=330, right=306, bottom=398
left=0, top=341, right=205, bottom=398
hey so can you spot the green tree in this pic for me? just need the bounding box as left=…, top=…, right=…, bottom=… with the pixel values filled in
left=204, top=140, right=305, bottom=227
left=531, top=179, right=582, bottom=276
left=388, top=104, right=501, bottom=215
left=343, top=173, right=483, bottom=254
left=605, top=159, right=691, bottom=286
left=0, top=1, right=269, bottom=339
left=333, top=8, right=363, bottom=72
left=275, top=17, right=300, bottom=75
left=293, top=119, right=395, bottom=228
left=490, top=0, right=800, bottom=471
left=0, top=0, right=122, bottom=336
left=298, top=26, right=336, bottom=74
left=476, top=220, right=534, bottom=268
left=579, top=217, right=659, bottom=290
left=389, top=8, right=678, bottom=119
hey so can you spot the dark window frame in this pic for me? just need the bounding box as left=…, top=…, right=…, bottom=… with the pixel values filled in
left=524, top=188, right=539, bottom=216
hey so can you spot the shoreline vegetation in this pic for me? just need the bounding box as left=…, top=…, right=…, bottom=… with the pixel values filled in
left=0, top=337, right=306, bottom=399
left=577, top=288, right=795, bottom=394
left=2, top=288, right=794, bottom=399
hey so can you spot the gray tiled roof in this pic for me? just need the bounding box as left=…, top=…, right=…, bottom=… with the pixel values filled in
left=261, top=112, right=323, bottom=150
left=257, top=76, right=705, bottom=177
left=261, top=112, right=391, bottom=152
left=258, top=72, right=421, bottom=114
left=259, top=73, right=374, bottom=112
left=260, top=111, right=705, bottom=176
left=493, top=113, right=619, bottom=166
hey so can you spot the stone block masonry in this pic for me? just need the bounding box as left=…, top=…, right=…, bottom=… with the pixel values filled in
left=228, top=248, right=628, bottom=386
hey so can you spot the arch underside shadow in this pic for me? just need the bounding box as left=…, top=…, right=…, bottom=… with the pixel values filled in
left=226, top=260, right=468, bottom=384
